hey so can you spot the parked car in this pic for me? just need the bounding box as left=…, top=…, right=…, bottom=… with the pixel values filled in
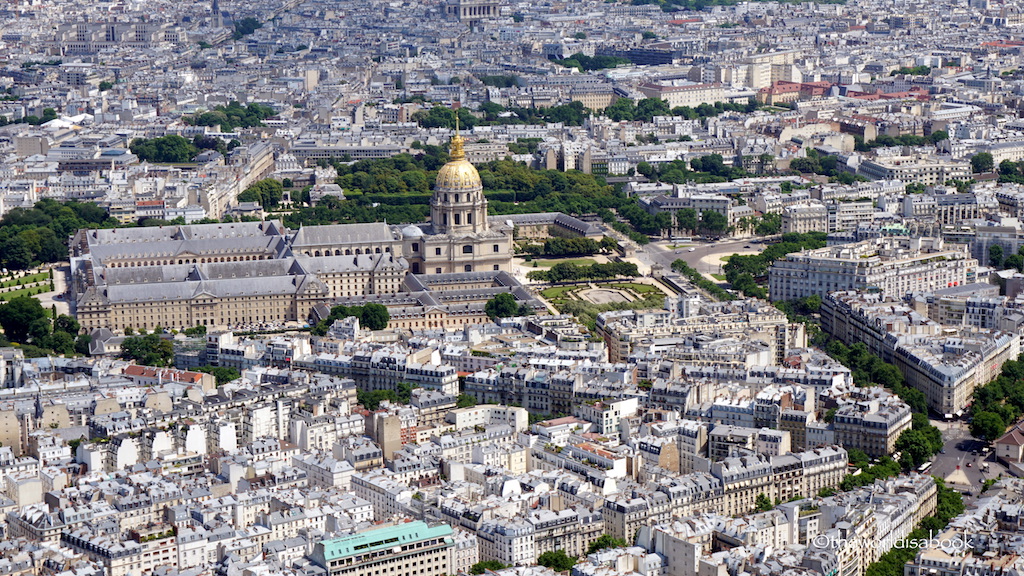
left=688, top=247, right=696, bottom=252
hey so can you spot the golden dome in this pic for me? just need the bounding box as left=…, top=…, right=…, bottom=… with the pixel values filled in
left=436, top=158, right=482, bottom=191
left=435, top=132, right=482, bottom=191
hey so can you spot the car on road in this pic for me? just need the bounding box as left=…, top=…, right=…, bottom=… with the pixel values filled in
left=688, top=247, right=696, bottom=252
left=940, top=449, right=946, bottom=454
left=744, top=245, right=751, bottom=249
left=966, top=462, right=972, bottom=467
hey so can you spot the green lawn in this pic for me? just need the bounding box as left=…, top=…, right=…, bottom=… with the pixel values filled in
left=610, top=283, right=660, bottom=294
left=534, top=258, right=598, bottom=268
left=541, top=285, right=579, bottom=300
left=0, top=272, right=48, bottom=289
left=0, top=285, right=51, bottom=301
left=711, top=274, right=726, bottom=281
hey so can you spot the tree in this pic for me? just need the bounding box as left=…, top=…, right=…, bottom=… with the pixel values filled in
left=74, top=334, right=92, bottom=355
left=971, top=152, right=994, bottom=174
left=470, top=561, right=507, bottom=575
left=755, top=213, right=781, bottom=236
left=46, top=331, right=75, bottom=355
left=184, top=325, right=207, bottom=337
left=237, top=179, right=284, bottom=210
left=537, top=550, right=577, bottom=571
left=53, top=314, right=79, bottom=335
left=971, top=411, right=1006, bottom=441
left=130, top=135, right=198, bottom=163
left=360, top=303, right=390, bottom=330
left=120, top=334, right=174, bottom=367
left=358, top=389, right=398, bottom=411
left=1007, top=254, right=1024, bottom=272
left=195, top=365, right=241, bottom=386
left=485, top=293, right=520, bottom=320
left=677, top=208, right=698, bottom=233
left=894, top=428, right=937, bottom=470
left=990, top=244, right=1004, bottom=268
left=699, top=210, right=729, bottom=236
left=754, top=493, right=773, bottom=512
left=587, top=534, right=628, bottom=554
left=0, top=296, right=47, bottom=342
left=232, top=16, right=262, bottom=39
left=635, top=98, right=672, bottom=122
left=457, top=394, right=477, bottom=408
left=98, top=81, right=113, bottom=91
left=604, top=97, right=638, bottom=121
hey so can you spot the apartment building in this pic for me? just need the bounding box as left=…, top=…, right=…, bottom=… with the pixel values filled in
left=638, top=81, right=726, bottom=108
left=831, top=393, right=912, bottom=458
left=310, top=521, right=454, bottom=576
left=601, top=446, right=847, bottom=540
left=782, top=202, right=829, bottom=234
left=769, top=236, right=976, bottom=302
left=597, top=298, right=803, bottom=364
left=858, top=155, right=970, bottom=185
left=822, top=291, right=1019, bottom=416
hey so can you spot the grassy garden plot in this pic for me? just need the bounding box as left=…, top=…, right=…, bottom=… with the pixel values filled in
left=0, top=285, right=52, bottom=301
left=534, top=258, right=599, bottom=268
left=540, top=285, right=580, bottom=300
left=0, top=272, right=48, bottom=289
left=609, top=282, right=660, bottom=294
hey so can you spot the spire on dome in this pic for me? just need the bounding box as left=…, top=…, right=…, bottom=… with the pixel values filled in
left=449, top=113, right=465, bottom=160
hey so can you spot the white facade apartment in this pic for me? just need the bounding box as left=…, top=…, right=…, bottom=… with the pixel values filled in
left=351, top=471, right=413, bottom=521
left=477, top=520, right=536, bottom=566
left=782, top=202, right=828, bottom=234
left=858, top=155, right=971, bottom=185
left=638, top=82, right=727, bottom=108
left=769, top=237, right=976, bottom=302
left=445, top=405, right=529, bottom=433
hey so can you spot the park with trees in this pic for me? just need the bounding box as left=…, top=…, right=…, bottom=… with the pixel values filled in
left=310, top=303, right=390, bottom=336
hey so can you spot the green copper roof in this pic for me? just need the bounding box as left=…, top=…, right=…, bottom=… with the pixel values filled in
left=319, top=521, right=453, bottom=561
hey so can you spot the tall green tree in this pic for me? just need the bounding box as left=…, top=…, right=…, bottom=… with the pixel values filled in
left=0, top=296, right=47, bottom=343
left=971, top=152, right=994, bottom=174
left=587, top=534, right=628, bottom=554
left=537, top=550, right=576, bottom=571
left=990, top=244, right=1004, bottom=268
left=485, top=293, right=520, bottom=320
left=470, top=561, right=507, bottom=575
left=360, top=303, right=390, bottom=330
left=971, top=411, right=1006, bottom=441
left=120, top=334, right=175, bottom=366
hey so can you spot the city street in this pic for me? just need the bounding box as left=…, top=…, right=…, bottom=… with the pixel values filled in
left=640, top=238, right=764, bottom=279
left=930, top=418, right=1007, bottom=501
